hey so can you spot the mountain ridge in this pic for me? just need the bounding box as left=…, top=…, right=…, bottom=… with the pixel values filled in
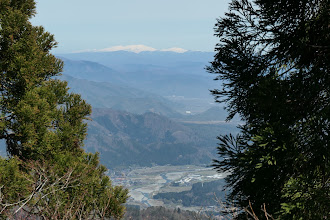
left=59, top=74, right=183, bottom=117
left=85, top=108, right=214, bottom=168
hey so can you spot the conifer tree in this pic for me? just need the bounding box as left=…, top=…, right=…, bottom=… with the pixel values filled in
left=0, top=0, right=128, bottom=218
left=209, top=0, right=329, bottom=218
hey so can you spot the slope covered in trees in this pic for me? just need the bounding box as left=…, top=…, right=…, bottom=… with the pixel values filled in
left=209, top=0, right=329, bottom=218
left=0, top=0, right=128, bottom=218
left=85, top=108, right=217, bottom=168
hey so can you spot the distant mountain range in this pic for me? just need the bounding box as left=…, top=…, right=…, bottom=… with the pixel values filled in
left=58, top=50, right=214, bottom=71
left=58, top=50, right=218, bottom=100
left=59, top=74, right=182, bottom=117
left=57, top=50, right=239, bottom=168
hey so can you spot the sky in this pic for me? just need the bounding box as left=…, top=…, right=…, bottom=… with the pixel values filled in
left=31, top=0, right=230, bottom=54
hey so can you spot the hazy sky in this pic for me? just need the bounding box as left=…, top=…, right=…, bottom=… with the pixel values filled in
left=31, top=0, right=230, bottom=53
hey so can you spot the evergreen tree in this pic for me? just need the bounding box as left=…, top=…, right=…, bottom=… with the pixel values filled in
left=0, top=0, right=128, bottom=218
left=209, top=0, right=329, bottom=218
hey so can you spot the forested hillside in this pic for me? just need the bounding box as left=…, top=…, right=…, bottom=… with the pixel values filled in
left=85, top=108, right=221, bottom=168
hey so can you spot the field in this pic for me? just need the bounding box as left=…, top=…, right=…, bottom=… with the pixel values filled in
left=109, top=165, right=227, bottom=211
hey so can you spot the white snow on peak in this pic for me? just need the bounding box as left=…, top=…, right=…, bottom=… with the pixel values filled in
left=160, top=47, right=188, bottom=53
left=97, top=45, right=157, bottom=53
left=87, top=45, right=188, bottom=54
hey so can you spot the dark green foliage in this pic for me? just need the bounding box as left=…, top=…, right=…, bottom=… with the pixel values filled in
left=209, top=0, right=330, bottom=218
left=0, top=158, right=30, bottom=204
left=0, top=0, right=84, bottom=160
left=0, top=153, right=129, bottom=219
left=0, top=0, right=128, bottom=218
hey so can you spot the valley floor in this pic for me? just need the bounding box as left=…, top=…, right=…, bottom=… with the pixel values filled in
left=109, top=165, right=228, bottom=213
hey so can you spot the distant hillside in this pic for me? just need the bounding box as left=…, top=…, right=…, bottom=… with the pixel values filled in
left=85, top=108, right=215, bottom=168
left=60, top=58, right=124, bottom=84
left=59, top=74, right=182, bottom=117
left=57, top=51, right=214, bottom=72
left=0, top=140, right=5, bottom=157
left=58, top=51, right=218, bottom=99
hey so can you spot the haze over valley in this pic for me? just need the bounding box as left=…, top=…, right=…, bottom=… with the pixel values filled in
left=55, top=47, right=240, bottom=168
left=60, top=47, right=237, bottom=210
